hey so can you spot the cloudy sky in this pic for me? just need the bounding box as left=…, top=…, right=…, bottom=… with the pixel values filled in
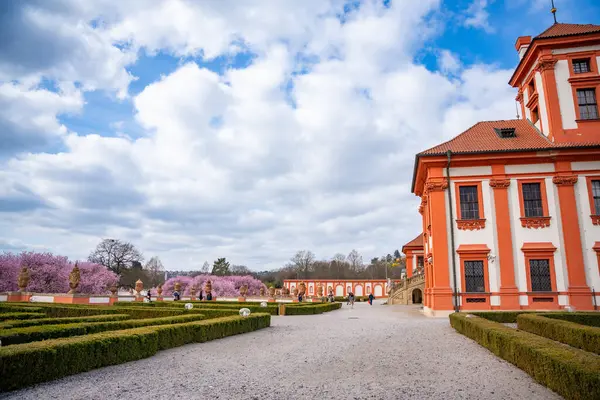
left=1, top=0, right=599, bottom=271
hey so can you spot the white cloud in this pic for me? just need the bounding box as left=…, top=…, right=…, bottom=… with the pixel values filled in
left=0, top=0, right=518, bottom=270
left=438, top=50, right=462, bottom=74
left=0, top=2, right=136, bottom=98
left=463, top=0, right=495, bottom=33
left=0, top=82, right=83, bottom=158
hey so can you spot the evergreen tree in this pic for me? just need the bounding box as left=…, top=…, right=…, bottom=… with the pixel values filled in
left=211, top=258, right=231, bottom=276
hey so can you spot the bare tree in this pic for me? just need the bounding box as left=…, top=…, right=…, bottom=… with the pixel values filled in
left=331, top=253, right=346, bottom=279
left=231, top=264, right=252, bottom=275
left=144, top=256, right=165, bottom=287
left=347, top=249, right=363, bottom=274
left=289, top=250, right=315, bottom=279
left=200, top=261, right=210, bottom=274
left=88, top=239, right=143, bottom=275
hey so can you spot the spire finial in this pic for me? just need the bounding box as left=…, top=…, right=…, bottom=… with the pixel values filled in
left=551, top=0, right=558, bottom=24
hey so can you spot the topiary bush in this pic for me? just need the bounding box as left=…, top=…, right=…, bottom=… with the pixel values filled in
left=450, top=313, right=600, bottom=400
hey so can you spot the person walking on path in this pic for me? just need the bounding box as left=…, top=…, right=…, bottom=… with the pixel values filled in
left=368, top=293, right=374, bottom=305
left=348, top=292, right=355, bottom=309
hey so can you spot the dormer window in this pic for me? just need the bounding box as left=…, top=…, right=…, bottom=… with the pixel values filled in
left=494, top=128, right=516, bottom=138
left=573, top=59, right=591, bottom=74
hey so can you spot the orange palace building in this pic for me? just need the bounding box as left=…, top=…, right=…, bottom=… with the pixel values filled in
left=412, top=22, right=600, bottom=317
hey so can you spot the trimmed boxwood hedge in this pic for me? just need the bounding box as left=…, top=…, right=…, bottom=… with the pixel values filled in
left=517, top=314, right=600, bottom=355
left=0, top=303, right=186, bottom=319
left=0, top=314, right=131, bottom=330
left=0, top=312, right=46, bottom=321
left=284, top=302, right=342, bottom=315
left=542, top=312, right=600, bottom=328
left=26, top=304, right=187, bottom=319
left=333, top=296, right=369, bottom=302
left=115, top=301, right=279, bottom=315
left=469, top=311, right=538, bottom=323
left=450, top=313, right=600, bottom=400
left=0, top=313, right=271, bottom=392
left=0, top=313, right=206, bottom=346
left=0, top=305, right=45, bottom=314
left=116, top=301, right=280, bottom=315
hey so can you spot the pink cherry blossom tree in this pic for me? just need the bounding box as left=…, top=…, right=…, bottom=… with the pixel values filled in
left=0, top=251, right=118, bottom=294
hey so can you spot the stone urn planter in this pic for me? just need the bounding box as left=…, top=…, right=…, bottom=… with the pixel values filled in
left=109, top=284, right=118, bottom=296
left=268, top=286, right=276, bottom=298
left=317, top=284, right=324, bottom=297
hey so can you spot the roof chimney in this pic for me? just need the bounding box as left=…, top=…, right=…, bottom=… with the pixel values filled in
left=515, top=36, right=532, bottom=60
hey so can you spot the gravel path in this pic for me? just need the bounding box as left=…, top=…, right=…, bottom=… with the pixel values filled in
left=1, top=302, right=561, bottom=400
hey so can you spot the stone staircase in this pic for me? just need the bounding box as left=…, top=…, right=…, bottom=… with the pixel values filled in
left=387, top=273, right=425, bottom=305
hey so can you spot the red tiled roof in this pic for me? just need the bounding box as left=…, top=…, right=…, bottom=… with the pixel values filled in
left=418, top=119, right=600, bottom=156
left=402, top=233, right=423, bottom=251
left=535, top=23, right=600, bottom=39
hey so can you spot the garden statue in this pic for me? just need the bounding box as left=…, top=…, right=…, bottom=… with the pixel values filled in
left=327, top=285, right=333, bottom=294
left=282, top=286, right=290, bottom=296
left=240, top=284, right=248, bottom=297
left=292, top=287, right=298, bottom=296
left=190, top=285, right=197, bottom=299
left=109, top=284, right=118, bottom=296
left=259, top=287, right=265, bottom=297
left=205, top=280, right=213, bottom=300
left=17, top=266, right=30, bottom=292
left=157, top=284, right=163, bottom=296
left=174, top=281, right=181, bottom=293
left=275, top=289, right=281, bottom=296
left=135, top=279, right=143, bottom=295
left=268, top=286, right=276, bottom=297
left=68, top=263, right=81, bottom=294
left=317, top=284, right=324, bottom=297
